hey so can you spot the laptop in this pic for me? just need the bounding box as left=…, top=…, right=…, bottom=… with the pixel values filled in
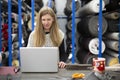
left=20, top=47, right=59, bottom=72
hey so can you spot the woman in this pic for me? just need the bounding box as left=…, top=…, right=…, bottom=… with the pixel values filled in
left=27, top=7, right=67, bottom=68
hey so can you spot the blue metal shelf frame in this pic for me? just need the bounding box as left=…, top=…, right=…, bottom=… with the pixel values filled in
left=8, top=0, right=12, bottom=66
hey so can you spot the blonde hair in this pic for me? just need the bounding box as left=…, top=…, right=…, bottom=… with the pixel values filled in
left=33, top=7, right=62, bottom=47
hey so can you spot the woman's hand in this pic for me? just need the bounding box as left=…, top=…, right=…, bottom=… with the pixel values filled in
left=58, top=61, right=66, bottom=68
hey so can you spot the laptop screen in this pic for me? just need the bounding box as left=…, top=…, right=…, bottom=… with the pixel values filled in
left=20, top=47, right=59, bottom=72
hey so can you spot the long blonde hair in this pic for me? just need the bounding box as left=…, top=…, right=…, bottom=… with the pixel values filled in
left=33, top=7, right=62, bottom=47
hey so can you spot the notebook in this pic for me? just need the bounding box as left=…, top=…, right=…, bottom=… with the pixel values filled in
left=20, top=47, right=59, bottom=72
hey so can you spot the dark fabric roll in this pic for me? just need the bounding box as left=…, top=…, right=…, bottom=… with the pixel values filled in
left=76, top=48, right=97, bottom=64
left=66, top=20, right=72, bottom=31
left=12, top=50, right=19, bottom=60
left=66, top=31, right=72, bottom=40
left=105, top=48, right=118, bottom=58
left=77, top=15, right=108, bottom=37
left=105, top=0, right=120, bottom=12
left=106, top=19, right=119, bottom=32
left=64, top=0, right=81, bottom=16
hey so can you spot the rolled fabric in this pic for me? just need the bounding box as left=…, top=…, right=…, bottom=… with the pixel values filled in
left=103, top=12, right=120, bottom=20
left=12, top=59, right=19, bottom=67
left=76, top=48, right=97, bottom=64
left=103, top=0, right=110, bottom=5
left=104, top=40, right=119, bottom=51
left=12, top=50, right=19, bottom=60
left=66, top=20, right=72, bottom=31
left=12, top=33, right=17, bottom=41
left=103, top=54, right=119, bottom=66
left=105, top=49, right=119, bottom=57
left=12, top=42, right=19, bottom=50
left=1, top=51, right=9, bottom=59
left=66, top=31, right=72, bottom=40
left=107, top=19, right=119, bottom=32
left=89, top=38, right=105, bottom=55
left=64, top=0, right=81, bottom=16
left=77, top=15, right=108, bottom=37
left=79, top=0, right=105, bottom=16
left=104, top=32, right=119, bottom=40
left=80, top=38, right=106, bottom=55
left=105, top=0, right=120, bottom=12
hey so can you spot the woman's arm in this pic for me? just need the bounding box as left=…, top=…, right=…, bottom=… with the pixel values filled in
left=59, top=39, right=67, bottom=62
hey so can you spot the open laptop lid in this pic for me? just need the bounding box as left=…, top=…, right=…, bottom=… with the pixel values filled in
left=20, top=47, right=59, bottom=72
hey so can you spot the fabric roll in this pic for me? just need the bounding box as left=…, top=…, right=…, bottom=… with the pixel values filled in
left=103, top=12, right=120, bottom=20
left=104, top=40, right=119, bottom=51
left=103, top=54, right=119, bottom=66
left=79, top=0, right=105, bottom=16
left=76, top=48, right=97, bottom=64
left=12, top=34, right=17, bottom=41
left=1, top=51, right=9, bottom=59
left=77, top=15, right=108, bottom=37
left=12, top=42, right=19, bottom=50
left=12, top=50, right=19, bottom=60
left=64, top=0, right=81, bottom=16
left=81, top=38, right=106, bottom=55
left=88, top=38, right=105, bottom=55
left=105, top=0, right=120, bottom=12
left=105, top=49, right=119, bottom=57
left=66, top=20, right=72, bottom=31
left=107, top=19, right=119, bottom=32
left=66, top=31, right=72, bottom=40
left=103, top=0, right=110, bottom=5
left=104, top=32, right=119, bottom=40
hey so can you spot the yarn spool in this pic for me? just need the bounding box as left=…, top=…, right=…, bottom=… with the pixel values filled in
left=77, top=15, right=108, bottom=37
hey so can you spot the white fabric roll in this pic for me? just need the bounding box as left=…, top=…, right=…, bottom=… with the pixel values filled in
left=104, top=32, right=119, bottom=41
left=105, top=40, right=119, bottom=51
left=79, top=0, right=105, bottom=15
left=89, top=38, right=106, bottom=55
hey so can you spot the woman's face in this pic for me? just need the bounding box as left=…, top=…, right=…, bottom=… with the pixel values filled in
left=41, top=14, right=54, bottom=32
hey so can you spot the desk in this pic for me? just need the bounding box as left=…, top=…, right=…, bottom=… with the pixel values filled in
left=21, top=69, right=90, bottom=80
